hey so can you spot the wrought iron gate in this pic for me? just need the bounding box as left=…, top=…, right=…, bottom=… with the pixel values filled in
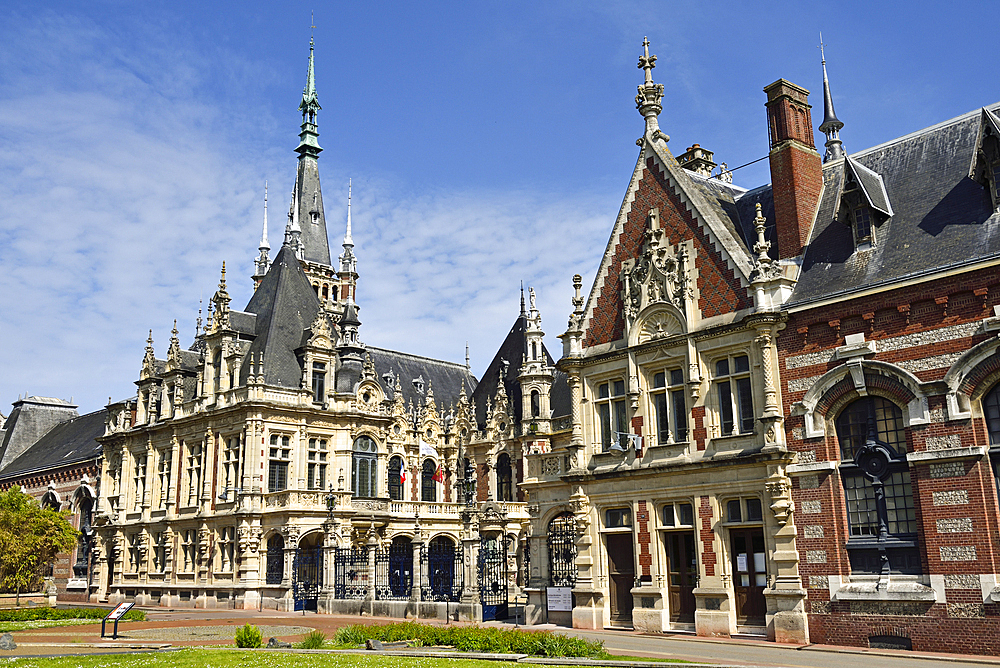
left=292, top=545, right=323, bottom=611
left=548, top=513, right=578, bottom=587
left=333, top=547, right=369, bottom=599
left=375, top=542, right=413, bottom=600
left=421, top=539, right=463, bottom=601
left=478, top=535, right=509, bottom=620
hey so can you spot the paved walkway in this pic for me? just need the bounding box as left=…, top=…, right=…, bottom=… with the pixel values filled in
left=2, top=607, right=1000, bottom=666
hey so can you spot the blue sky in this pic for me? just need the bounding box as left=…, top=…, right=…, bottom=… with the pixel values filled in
left=0, top=0, right=994, bottom=414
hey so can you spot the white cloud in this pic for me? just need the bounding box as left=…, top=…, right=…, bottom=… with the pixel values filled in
left=0, top=11, right=619, bottom=414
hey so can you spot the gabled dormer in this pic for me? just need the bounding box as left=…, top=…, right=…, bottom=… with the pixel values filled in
left=970, top=107, right=1000, bottom=211
left=838, top=156, right=893, bottom=251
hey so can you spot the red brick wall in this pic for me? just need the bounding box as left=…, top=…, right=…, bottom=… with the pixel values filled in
left=780, top=266, right=1000, bottom=652
left=584, top=157, right=751, bottom=347
left=637, top=500, right=651, bottom=578
left=698, top=495, right=716, bottom=576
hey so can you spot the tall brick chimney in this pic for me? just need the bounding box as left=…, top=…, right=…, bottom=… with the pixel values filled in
left=764, top=79, right=823, bottom=259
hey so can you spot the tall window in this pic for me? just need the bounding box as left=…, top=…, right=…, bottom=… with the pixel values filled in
left=652, top=368, right=688, bottom=444
left=268, top=434, right=291, bottom=493
left=836, top=397, right=919, bottom=574
left=127, top=533, right=141, bottom=572
left=421, top=458, right=437, bottom=502
left=186, top=441, right=202, bottom=506
left=983, top=383, right=1000, bottom=499
left=218, top=526, right=235, bottom=572
left=222, top=436, right=240, bottom=495
left=596, top=379, right=628, bottom=451
left=312, top=362, right=326, bottom=403
left=266, top=534, right=284, bottom=584
left=496, top=453, right=513, bottom=502
left=213, top=349, right=223, bottom=393
left=307, top=438, right=328, bottom=490
left=388, top=456, right=404, bottom=501
left=530, top=390, right=541, bottom=418
left=152, top=531, right=167, bottom=573
left=157, top=449, right=171, bottom=508
left=352, top=436, right=378, bottom=498
left=132, top=452, right=147, bottom=511
left=715, top=355, right=754, bottom=436
left=182, top=529, right=196, bottom=572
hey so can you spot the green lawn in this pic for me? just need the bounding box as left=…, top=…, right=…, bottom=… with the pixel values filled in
left=5, top=649, right=521, bottom=668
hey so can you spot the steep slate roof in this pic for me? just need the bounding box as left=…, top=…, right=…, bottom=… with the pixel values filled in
left=0, top=396, right=79, bottom=471
left=470, top=315, right=570, bottom=429
left=789, top=103, right=1000, bottom=305
left=368, top=347, right=477, bottom=410
left=241, top=245, right=321, bottom=388
left=0, top=408, right=105, bottom=481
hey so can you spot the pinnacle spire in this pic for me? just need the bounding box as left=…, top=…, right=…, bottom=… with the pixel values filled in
left=520, top=281, right=526, bottom=316
left=344, top=178, right=353, bottom=247
left=254, top=181, right=272, bottom=285
left=818, top=34, right=845, bottom=162
left=635, top=37, right=666, bottom=139
left=260, top=181, right=270, bottom=251
left=296, top=32, right=322, bottom=160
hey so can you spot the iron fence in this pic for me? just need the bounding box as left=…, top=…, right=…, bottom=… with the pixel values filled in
left=421, top=540, right=463, bottom=602
left=374, top=542, right=413, bottom=601
left=333, top=546, right=369, bottom=600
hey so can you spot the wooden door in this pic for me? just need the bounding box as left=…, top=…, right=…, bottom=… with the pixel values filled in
left=730, top=528, right=766, bottom=625
left=665, top=531, right=697, bottom=623
left=606, top=533, right=635, bottom=622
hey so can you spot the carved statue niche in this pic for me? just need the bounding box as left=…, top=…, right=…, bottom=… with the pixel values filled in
left=620, top=214, right=691, bottom=334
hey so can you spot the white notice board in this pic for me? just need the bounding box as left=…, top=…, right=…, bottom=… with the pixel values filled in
left=547, top=586, right=572, bottom=611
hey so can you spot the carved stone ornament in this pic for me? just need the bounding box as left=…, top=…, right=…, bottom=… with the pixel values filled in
left=307, top=311, right=334, bottom=348
left=620, top=221, right=691, bottom=329
left=765, top=475, right=794, bottom=526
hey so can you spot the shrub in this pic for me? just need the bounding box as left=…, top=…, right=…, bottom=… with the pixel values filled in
left=234, top=623, right=263, bottom=648
left=332, top=622, right=605, bottom=658
left=0, top=607, right=145, bottom=623
left=297, top=629, right=326, bottom=649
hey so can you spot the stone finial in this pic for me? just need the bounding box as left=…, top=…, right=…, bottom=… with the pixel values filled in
left=635, top=37, right=666, bottom=138
left=753, top=203, right=771, bottom=262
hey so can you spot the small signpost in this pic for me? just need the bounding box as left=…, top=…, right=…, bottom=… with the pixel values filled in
left=546, top=586, right=572, bottom=612
left=101, top=601, right=135, bottom=639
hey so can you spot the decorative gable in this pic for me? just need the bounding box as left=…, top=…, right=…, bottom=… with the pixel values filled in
left=583, top=154, right=752, bottom=348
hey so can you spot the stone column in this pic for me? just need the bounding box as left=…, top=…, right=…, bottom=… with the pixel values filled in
left=763, top=465, right=808, bottom=644
left=567, top=373, right=584, bottom=472
left=570, top=488, right=602, bottom=629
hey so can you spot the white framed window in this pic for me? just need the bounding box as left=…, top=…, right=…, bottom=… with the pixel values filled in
left=595, top=379, right=628, bottom=451
left=714, top=355, right=754, bottom=436
left=724, top=497, right=763, bottom=524
left=218, top=526, right=236, bottom=572
left=307, top=438, right=328, bottom=490
left=221, top=436, right=240, bottom=496
left=132, top=452, right=148, bottom=512
left=312, top=362, right=327, bottom=403
left=352, top=436, right=378, bottom=498
left=157, top=449, right=171, bottom=508
left=661, top=501, right=695, bottom=528
left=651, top=369, right=688, bottom=444
left=185, top=441, right=202, bottom=506
left=268, top=434, right=291, bottom=493
left=181, top=529, right=196, bottom=572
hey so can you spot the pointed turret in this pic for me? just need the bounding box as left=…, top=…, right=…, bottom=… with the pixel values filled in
left=818, top=36, right=845, bottom=162
left=338, top=180, right=358, bottom=303
left=291, top=35, right=332, bottom=266
left=253, top=182, right=271, bottom=287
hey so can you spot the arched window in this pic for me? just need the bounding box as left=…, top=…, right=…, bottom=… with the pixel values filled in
left=388, top=456, right=404, bottom=501
left=530, top=390, right=540, bottom=418
left=352, top=436, right=378, bottom=498
left=835, top=397, right=919, bottom=574
left=266, top=534, right=284, bottom=584
left=496, top=453, right=513, bottom=502
left=982, top=383, right=1000, bottom=497
left=421, top=459, right=436, bottom=502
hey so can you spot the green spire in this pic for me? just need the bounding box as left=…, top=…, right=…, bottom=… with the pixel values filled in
left=296, top=35, right=322, bottom=159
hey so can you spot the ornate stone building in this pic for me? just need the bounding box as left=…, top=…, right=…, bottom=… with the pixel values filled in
left=90, top=38, right=528, bottom=617
left=521, top=40, right=806, bottom=642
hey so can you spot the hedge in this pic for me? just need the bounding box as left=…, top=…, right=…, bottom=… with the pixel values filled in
left=0, top=607, right=145, bottom=622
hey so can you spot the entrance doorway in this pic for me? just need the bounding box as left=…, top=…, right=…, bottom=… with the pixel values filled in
left=729, top=528, right=766, bottom=626
left=664, top=531, right=696, bottom=624
left=606, top=533, right=635, bottom=622
left=293, top=533, right=323, bottom=612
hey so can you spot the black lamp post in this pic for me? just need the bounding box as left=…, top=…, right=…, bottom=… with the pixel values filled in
left=325, top=485, right=337, bottom=518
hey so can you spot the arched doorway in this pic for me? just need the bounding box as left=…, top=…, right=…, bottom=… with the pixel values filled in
left=293, top=533, right=323, bottom=611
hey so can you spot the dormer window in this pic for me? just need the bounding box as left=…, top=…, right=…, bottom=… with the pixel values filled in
left=971, top=108, right=1000, bottom=211
left=312, top=362, right=326, bottom=403
left=852, top=204, right=873, bottom=249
